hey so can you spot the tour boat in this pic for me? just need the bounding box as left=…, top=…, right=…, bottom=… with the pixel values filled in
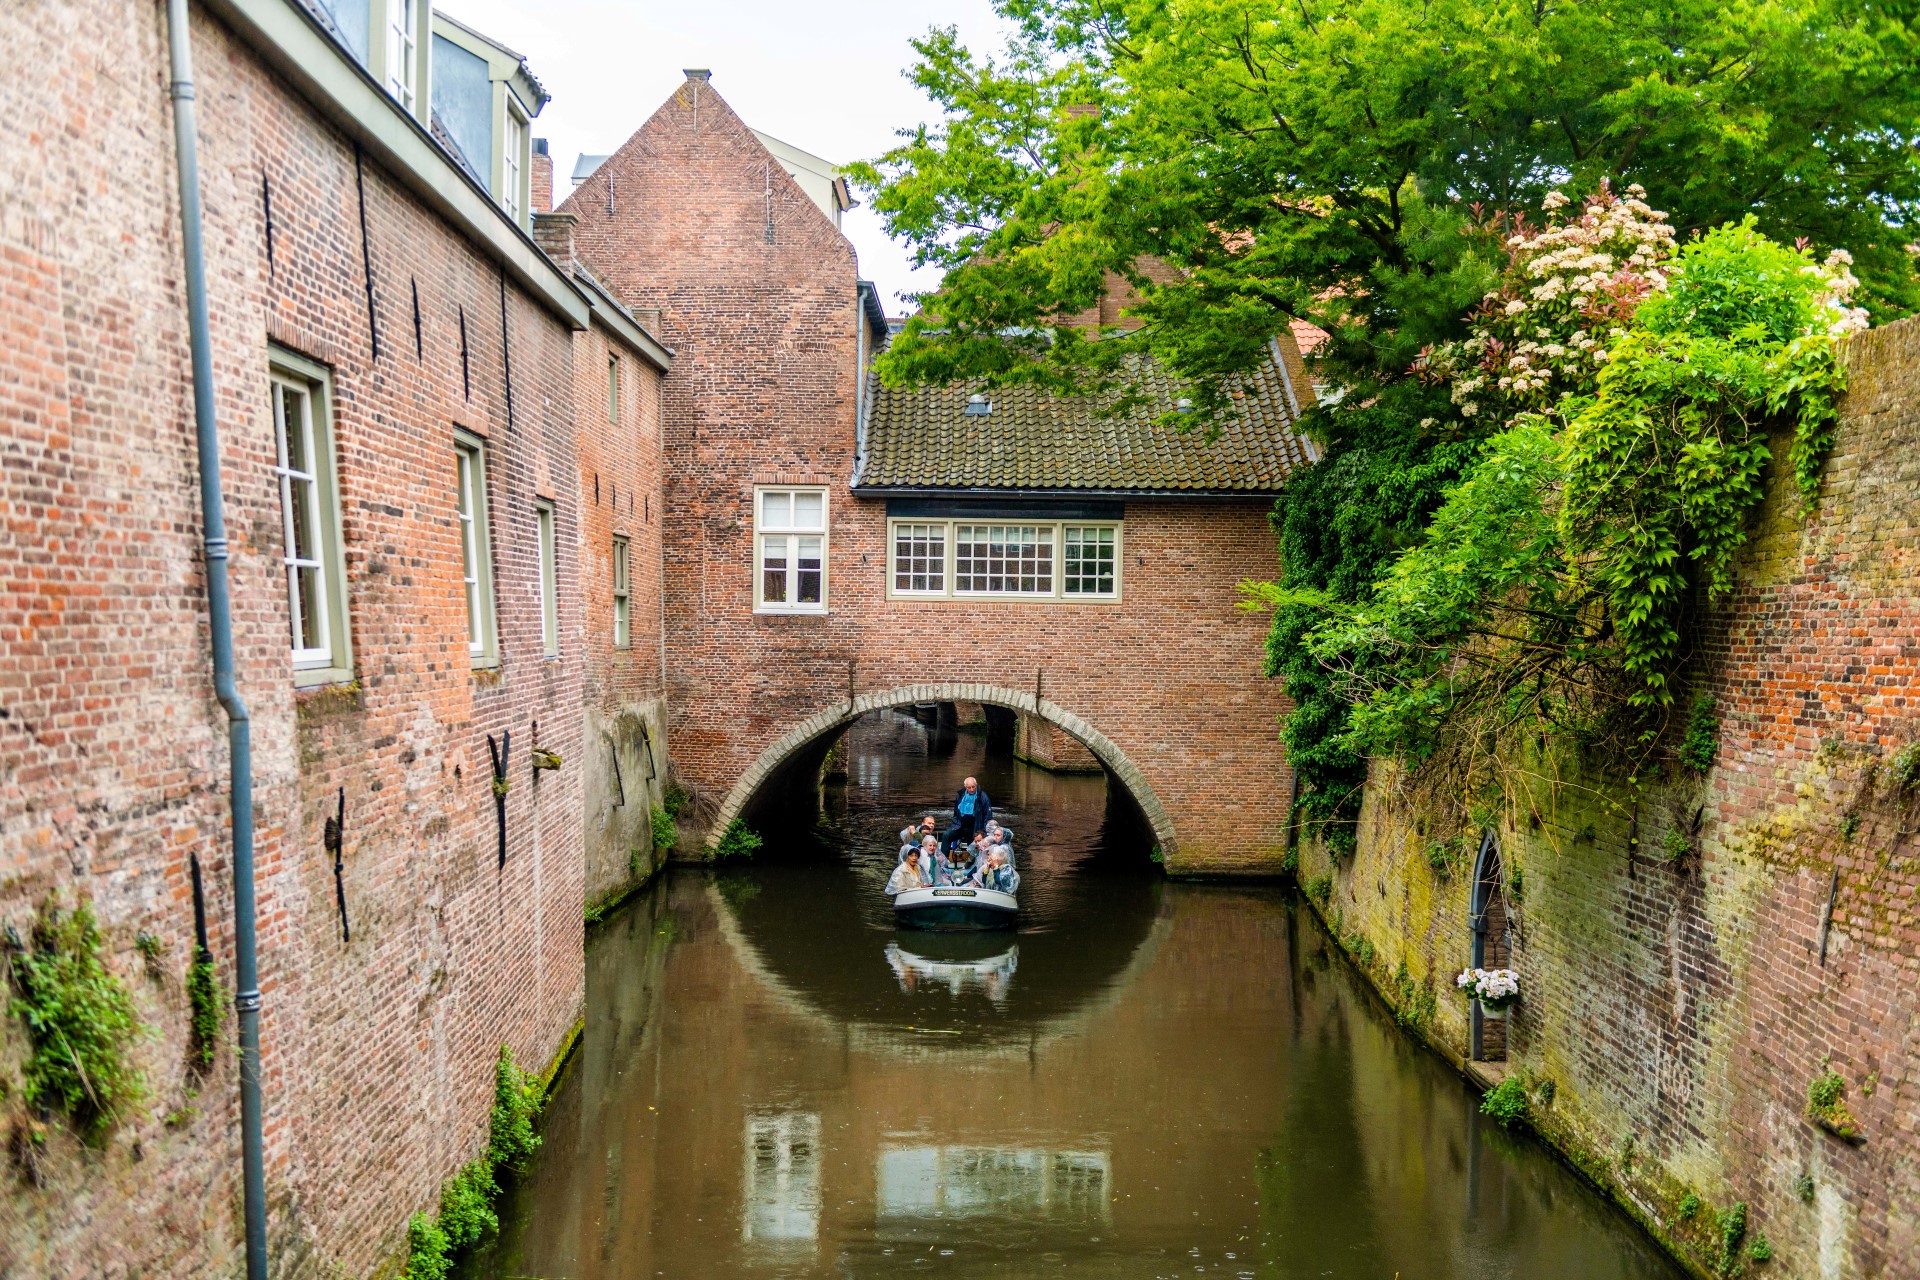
left=892, top=883, right=1019, bottom=930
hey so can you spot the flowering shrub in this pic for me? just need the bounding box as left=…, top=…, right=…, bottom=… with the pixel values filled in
left=1278, top=192, right=1871, bottom=789
left=1417, top=183, right=1676, bottom=421
left=1456, top=966, right=1520, bottom=1011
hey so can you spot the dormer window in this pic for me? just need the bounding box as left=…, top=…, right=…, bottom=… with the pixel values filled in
left=385, top=0, right=419, bottom=112
left=429, top=12, right=549, bottom=230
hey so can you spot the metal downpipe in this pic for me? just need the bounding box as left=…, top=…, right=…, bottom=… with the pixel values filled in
left=164, top=2, right=269, bottom=1275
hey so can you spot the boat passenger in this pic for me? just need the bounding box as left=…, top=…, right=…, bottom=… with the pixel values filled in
left=938, top=841, right=977, bottom=887
left=972, top=848, right=1019, bottom=893
left=899, top=824, right=918, bottom=846
left=943, top=776, right=992, bottom=848
left=887, top=847, right=932, bottom=894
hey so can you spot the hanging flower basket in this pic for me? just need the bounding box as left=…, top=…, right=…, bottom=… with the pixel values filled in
left=1457, top=967, right=1520, bottom=1018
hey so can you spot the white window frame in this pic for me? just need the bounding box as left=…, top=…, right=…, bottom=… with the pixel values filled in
left=384, top=0, right=419, bottom=113
left=269, top=349, right=354, bottom=685
left=886, top=517, right=1123, bottom=603
left=753, top=487, right=829, bottom=615
left=535, top=499, right=558, bottom=657
left=502, top=100, right=528, bottom=227
left=454, top=430, right=498, bottom=667
left=612, top=535, right=631, bottom=648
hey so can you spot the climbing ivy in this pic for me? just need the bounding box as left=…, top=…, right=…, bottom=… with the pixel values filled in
left=401, top=1045, right=544, bottom=1279
left=4, top=897, right=146, bottom=1143
left=1251, top=192, right=1867, bottom=818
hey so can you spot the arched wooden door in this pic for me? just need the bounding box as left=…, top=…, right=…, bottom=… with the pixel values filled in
left=1468, top=832, right=1510, bottom=1062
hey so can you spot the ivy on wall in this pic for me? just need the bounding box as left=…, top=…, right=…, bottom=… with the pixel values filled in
left=1248, top=188, right=1867, bottom=824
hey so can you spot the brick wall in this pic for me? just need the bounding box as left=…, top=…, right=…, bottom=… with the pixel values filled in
left=563, top=75, right=1297, bottom=874
left=1302, top=318, right=1920, bottom=1279
left=0, top=2, right=610, bottom=1273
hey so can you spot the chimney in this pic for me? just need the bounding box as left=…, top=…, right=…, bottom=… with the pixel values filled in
left=531, top=211, right=577, bottom=274
left=684, top=68, right=711, bottom=82
left=531, top=137, right=553, bottom=215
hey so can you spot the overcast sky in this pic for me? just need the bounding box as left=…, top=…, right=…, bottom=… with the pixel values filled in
left=436, top=0, right=1016, bottom=313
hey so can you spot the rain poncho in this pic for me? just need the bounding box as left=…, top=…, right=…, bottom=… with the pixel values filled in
left=973, top=860, right=1019, bottom=893
left=937, top=849, right=977, bottom=887
left=886, top=858, right=931, bottom=894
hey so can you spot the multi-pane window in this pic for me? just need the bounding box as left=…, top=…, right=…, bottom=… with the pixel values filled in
left=270, top=353, right=352, bottom=682
left=756, top=488, right=827, bottom=612
left=1063, top=525, right=1117, bottom=595
left=893, top=523, right=946, bottom=594
left=385, top=0, right=418, bottom=112
left=607, top=355, right=621, bottom=422
left=502, top=106, right=527, bottom=225
left=887, top=519, right=1121, bottom=601
left=955, top=525, right=1053, bottom=595
left=454, top=433, right=497, bottom=664
left=612, top=536, right=631, bottom=648
left=536, top=500, right=558, bottom=656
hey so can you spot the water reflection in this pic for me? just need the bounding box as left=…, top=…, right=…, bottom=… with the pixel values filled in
left=885, top=942, right=1019, bottom=1004
left=466, top=716, right=1681, bottom=1280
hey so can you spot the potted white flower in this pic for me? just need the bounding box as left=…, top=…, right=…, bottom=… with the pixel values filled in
left=1456, top=967, right=1520, bottom=1019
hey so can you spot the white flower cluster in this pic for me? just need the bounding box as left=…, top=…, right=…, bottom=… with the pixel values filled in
left=1455, top=967, right=1520, bottom=1002
left=1419, top=183, right=1678, bottom=420
left=1807, top=248, right=1871, bottom=338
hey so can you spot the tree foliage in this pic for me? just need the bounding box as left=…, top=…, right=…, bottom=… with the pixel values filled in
left=854, top=0, right=1918, bottom=841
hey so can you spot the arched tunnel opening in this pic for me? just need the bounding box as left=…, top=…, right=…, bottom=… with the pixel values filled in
left=737, top=701, right=1161, bottom=874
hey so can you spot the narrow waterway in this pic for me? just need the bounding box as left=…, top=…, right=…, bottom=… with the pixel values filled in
left=466, top=712, right=1680, bottom=1279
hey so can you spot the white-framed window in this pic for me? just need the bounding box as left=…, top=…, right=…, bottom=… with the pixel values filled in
left=502, top=103, right=528, bottom=226
left=535, top=499, right=558, bottom=656
left=385, top=0, right=418, bottom=112
left=886, top=518, right=1122, bottom=602
left=269, top=350, right=353, bottom=683
left=755, top=488, right=827, bottom=614
left=607, top=354, right=621, bottom=422
left=612, top=535, right=631, bottom=648
left=454, top=431, right=498, bottom=666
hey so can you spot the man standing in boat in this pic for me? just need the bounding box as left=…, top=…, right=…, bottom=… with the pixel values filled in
left=944, top=776, right=992, bottom=850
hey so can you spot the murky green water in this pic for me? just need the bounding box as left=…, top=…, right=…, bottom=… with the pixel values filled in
left=467, top=713, right=1680, bottom=1279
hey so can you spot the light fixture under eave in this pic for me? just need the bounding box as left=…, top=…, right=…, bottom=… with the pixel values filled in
left=964, top=393, right=993, bottom=417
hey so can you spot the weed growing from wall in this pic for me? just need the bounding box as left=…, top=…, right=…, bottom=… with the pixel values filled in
left=1806, top=1066, right=1860, bottom=1139
left=1480, top=1076, right=1528, bottom=1128
left=4, top=897, right=145, bottom=1143
left=1304, top=874, right=1332, bottom=905
left=1390, top=962, right=1437, bottom=1030
left=1717, top=1201, right=1748, bottom=1276
left=1678, top=693, right=1721, bottom=773
left=650, top=805, right=677, bottom=854
left=1793, top=1173, right=1815, bottom=1203
left=714, top=820, right=763, bottom=861
left=402, top=1045, right=544, bottom=1279
left=185, top=950, right=224, bottom=1075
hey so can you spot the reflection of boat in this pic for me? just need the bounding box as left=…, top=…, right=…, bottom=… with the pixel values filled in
left=892, top=884, right=1018, bottom=930
left=885, top=941, right=1018, bottom=1002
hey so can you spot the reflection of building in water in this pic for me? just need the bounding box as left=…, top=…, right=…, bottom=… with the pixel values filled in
left=885, top=942, right=1019, bottom=1003
left=876, top=1146, right=1111, bottom=1226
left=742, top=1112, right=821, bottom=1249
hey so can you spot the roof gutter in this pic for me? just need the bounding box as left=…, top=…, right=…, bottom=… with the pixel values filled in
left=848, top=485, right=1288, bottom=503
left=202, top=0, right=591, bottom=331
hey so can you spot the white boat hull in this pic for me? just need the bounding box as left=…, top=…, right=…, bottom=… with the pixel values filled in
left=892, top=885, right=1019, bottom=930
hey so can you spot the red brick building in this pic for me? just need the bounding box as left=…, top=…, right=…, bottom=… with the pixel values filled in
left=563, top=72, right=1313, bottom=873
left=0, top=0, right=665, bottom=1273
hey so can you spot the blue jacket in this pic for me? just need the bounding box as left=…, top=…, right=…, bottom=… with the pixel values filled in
left=952, top=786, right=992, bottom=827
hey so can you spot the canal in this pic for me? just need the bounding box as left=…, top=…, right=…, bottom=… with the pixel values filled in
left=466, top=711, right=1682, bottom=1279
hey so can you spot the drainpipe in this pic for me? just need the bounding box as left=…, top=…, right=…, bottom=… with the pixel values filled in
left=165, top=3, right=268, bottom=1277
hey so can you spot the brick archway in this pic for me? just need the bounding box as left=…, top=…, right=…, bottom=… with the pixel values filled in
left=704, top=682, right=1179, bottom=855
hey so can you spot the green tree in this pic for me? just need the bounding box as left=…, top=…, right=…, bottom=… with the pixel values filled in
left=851, top=0, right=1917, bottom=836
